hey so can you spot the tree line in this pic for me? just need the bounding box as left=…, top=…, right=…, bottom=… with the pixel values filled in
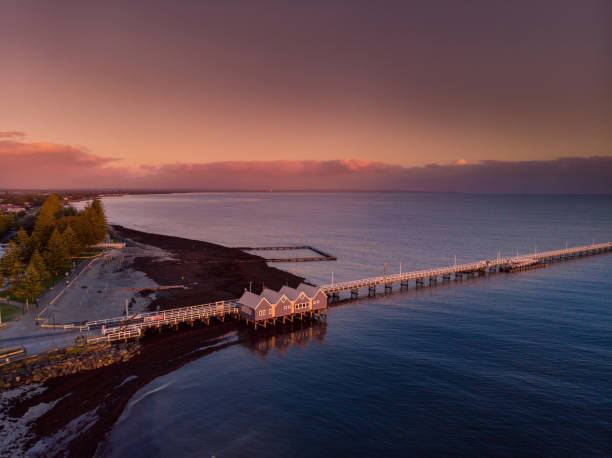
left=0, top=213, right=14, bottom=238
left=0, top=195, right=107, bottom=302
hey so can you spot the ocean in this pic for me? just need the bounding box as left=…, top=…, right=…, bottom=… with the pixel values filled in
left=99, top=193, right=612, bottom=456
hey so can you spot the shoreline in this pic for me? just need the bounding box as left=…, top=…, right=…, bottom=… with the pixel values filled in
left=0, top=227, right=308, bottom=456
left=111, top=225, right=306, bottom=309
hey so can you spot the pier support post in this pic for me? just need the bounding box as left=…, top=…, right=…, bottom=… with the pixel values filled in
left=400, top=280, right=408, bottom=290
left=384, top=283, right=392, bottom=294
left=368, top=286, right=376, bottom=296
left=442, top=274, right=450, bottom=281
left=429, top=276, right=437, bottom=285
left=351, top=289, right=359, bottom=299
left=416, top=278, right=424, bottom=287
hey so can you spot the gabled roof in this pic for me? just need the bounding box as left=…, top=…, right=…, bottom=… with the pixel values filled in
left=238, top=291, right=263, bottom=309
left=261, top=288, right=291, bottom=305
left=278, top=286, right=299, bottom=301
left=260, top=288, right=281, bottom=304
left=297, top=283, right=324, bottom=298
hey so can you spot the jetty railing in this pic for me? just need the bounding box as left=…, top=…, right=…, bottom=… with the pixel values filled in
left=85, top=299, right=238, bottom=343
left=321, top=242, right=612, bottom=294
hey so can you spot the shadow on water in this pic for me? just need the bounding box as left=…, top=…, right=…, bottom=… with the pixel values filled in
left=240, top=319, right=327, bottom=360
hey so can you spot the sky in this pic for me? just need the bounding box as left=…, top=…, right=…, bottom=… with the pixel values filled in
left=1, top=0, right=610, bottom=192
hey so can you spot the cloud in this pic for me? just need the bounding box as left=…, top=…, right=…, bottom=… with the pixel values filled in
left=0, top=134, right=610, bottom=193
left=0, top=138, right=131, bottom=188
left=137, top=156, right=612, bottom=193
left=0, top=131, right=26, bottom=139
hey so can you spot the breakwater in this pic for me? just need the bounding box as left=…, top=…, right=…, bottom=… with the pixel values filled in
left=0, top=342, right=141, bottom=391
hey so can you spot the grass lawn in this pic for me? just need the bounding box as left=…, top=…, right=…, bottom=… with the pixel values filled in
left=0, top=301, right=23, bottom=322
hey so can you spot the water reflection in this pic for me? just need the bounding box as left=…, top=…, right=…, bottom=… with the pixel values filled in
left=241, top=320, right=327, bottom=359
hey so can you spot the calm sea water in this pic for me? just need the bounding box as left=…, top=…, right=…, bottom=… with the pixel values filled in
left=101, top=193, right=612, bottom=456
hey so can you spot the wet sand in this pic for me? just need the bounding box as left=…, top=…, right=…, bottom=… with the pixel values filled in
left=1, top=227, right=306, bottom=457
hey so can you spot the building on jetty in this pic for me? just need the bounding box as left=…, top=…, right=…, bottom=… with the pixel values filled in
left=238, top=283, right=327, bottom=329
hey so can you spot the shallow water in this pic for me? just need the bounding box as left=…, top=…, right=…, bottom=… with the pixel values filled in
left=101, top=193, right=612, bottom=456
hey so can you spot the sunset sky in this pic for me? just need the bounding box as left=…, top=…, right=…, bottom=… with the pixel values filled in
left=1, top=1, right=610, bottom=191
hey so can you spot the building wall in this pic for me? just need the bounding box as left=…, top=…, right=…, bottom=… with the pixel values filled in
left=275, top=296, right=293, bottom=317
left=311, top=290, right=327, bottom=310
left=294, top=294, right=310, bottom=312
left=253, top=299, right=273, bottom=321
left=238, top=304, right=254, bottom=319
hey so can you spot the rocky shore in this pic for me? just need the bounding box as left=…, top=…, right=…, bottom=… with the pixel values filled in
left=0, top=343, right=141, bottom=391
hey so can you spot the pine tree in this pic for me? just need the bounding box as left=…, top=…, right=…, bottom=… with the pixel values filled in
left=62, top=225, right=82, bottom=257
left=32, top=194, right=61, bottom=249
left=9, top=258, right=24, bottom=283
left=30, top=249, right=50, bottom=282
left=90, top=198, right=107, bottom=242
left=78, top=199, right=107, bottom=245
left=13, top=261, right=42, bottom=302
left=16, top=227, right=33, bottom=262
left=0, top=241, right=21, bottom=278
left=44, top=228, right=71, bottom=276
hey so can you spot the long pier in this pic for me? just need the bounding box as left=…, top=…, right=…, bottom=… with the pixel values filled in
left=82, top=241, right=611, bottom=343
left=322, top=242, right=612, bottom=299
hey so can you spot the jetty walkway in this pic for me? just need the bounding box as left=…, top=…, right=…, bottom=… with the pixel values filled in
left=323, top=242, right=612, bottom=299
left=60, top=241, right=610, bottom=344
left=85, top=300, right=237, bottom=344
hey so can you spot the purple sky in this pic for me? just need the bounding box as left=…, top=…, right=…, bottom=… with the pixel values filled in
left=0, top=1, right=610, bottom=191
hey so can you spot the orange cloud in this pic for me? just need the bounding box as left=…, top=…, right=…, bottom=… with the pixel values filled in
left=0, top=131, right=26, bottom=140
left=0, top=137, right=131, bottom=188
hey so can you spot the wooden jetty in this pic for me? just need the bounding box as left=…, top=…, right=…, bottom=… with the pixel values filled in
left=79, top=241, right=610, bottom=343
left=85, top=300, right=238, bottom=344
left=322, top=242, right=612, bottom=300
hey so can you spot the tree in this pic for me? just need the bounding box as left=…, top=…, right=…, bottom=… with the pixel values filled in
left=44, top=228, right=71, bottom=275
left=16, top=227, right=33, bottom=262
left=78, top=199, right=107, bottom=245
left=30, top=249, right=50, bottom=282
left=0, top=212, right=14, bottom=238
left=9, top=258, right=24, bottom=283
left=62, top=205, right=79, bottom=217
left=62, top=225, right=82, bottom=257
left=90, top=198, right=107, bottom=242
left=13, top=261, right=42, bottom=302
left=0, top=241, right=21, bottom=278
left=32, top=194, right=61, bottom=249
